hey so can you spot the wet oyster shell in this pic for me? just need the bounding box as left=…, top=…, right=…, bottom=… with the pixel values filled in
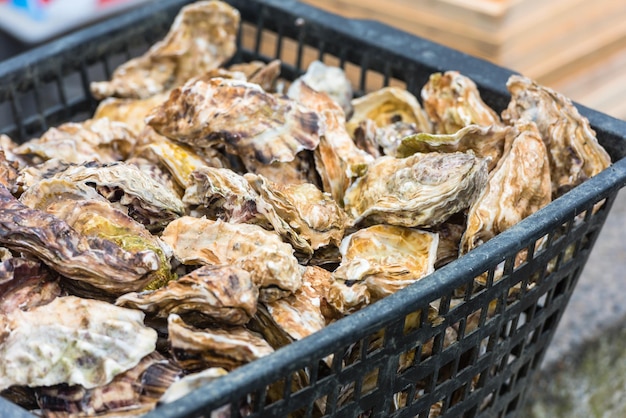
left=421, top=71, right=502, bottom=134
left=167, top=314, right=274, bottom=371
left=116, top=265, right=257, bottom=326
left=147, top=77, right=321, bottom=167
left=397, top=124, right=511, bottom=171
left=90, top=1, right=240, bottom=99
left=0, top=257, right=61, bottom=315
left=333, top=225, right=438, bottom=299
left=502, top=74, right=611, bottom=197
left=346, top=87, right=432, bottom=138
left=13, top=118, right=136, bottom=165
left=461, top=120, right=551, bottom=254
left=0, top=296, right=157, bottom=391
left=344, top=152, right=488, bottom=228
left=161, top=216, right=302, bottom=302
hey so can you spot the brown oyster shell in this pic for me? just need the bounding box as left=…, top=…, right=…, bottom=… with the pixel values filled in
left=0, top=150, right=19, bottom=189
left=13, top=118, right=137, bottom=165
left=344, top=152, right=488, bottom=228
left=147, top=77, right=321, bottom=167
left=0, top=296, right=157, bottom=391
left=421, top=71, right=502, bottom=134
left=461, top=120, right=552, bottom=254
left=116, top=265, right=258, bottom=326
left=397, top=124, right=512, bottom=171
left=354, top=119, right=422, bottom=158
left=332, top=225, right=438, bottom=300
left=161, top=216, right=302, bottom=302
left=167, top=314, right=273, bottom=371
left=0, top=257, right=61, bottom=315
left=90, top=1, right=240, bottom=99
left=502, top=74, right=611, bottom=197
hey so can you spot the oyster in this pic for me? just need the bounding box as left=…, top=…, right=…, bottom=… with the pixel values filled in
left=147, top=77, right=321, bottom=169
left=19, top=177, right=108, bottom=211
left=344, top=152, right=488, bottom=228
left=90, top=1, right=240, bottom=99
left=0, top=150, right=18, bottom=189
left=354, top=118, right=422, bottom=158
left=0, top=185, right=159, bottom=295
left=36, top=352, right=182, bottom=417
left=421, top=71, right=502, bottom=134
left=288, top=60, right=354, bottom=115
left=502, top=74, right=611, bottom=197
left=346, top=87, right=432, bottom=138
left=168, top=314, right=274, bottom=371
left=397, top=124, right=511, bottom=171
left=161, top=216, right=302, bottom=302
left=0, top=295, right=157, bottom=391
left=333, top=225, right=438, bottom=299
left=461, top=120, right=551, bottom=254
left=93, top=93, right=170, bottom=135
left=13, top=118, right=136, bottom=165
left=159, top=367, right=228, bottom=404
left=116, top=265, right=257, bottom=326
left=12, top=158, right=75, bottom=194
left=0, top=257, right=61, bottom=315
left=239, top=59, right=282, bottom=92
left=327, top=279, right=371, bottom=315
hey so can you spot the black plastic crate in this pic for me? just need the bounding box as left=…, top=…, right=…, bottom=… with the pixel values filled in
left=1, top=1, right=626, bottom=417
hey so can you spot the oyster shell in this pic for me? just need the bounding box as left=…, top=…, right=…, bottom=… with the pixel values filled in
left=19, top=177, right=108, bottom=211
left=13, top=118, right=136, bottom=165
left=461, top=120, right=551, bottom=254
left=0, top=184, right=159, bottom=295
left=327, top=279, right=371, bottom=315
left=397, top=124, right=511, bottom=171
left=93, top=93, right=170, bottom=135
left=288, top=60, right=354, bottom=115
left=159, top=367, right=228, bottom=404
left=147, top=77, right=321, bottom=168
left=116, top=265, right=257, bottom=326
left=0, top=150, right=18, bottom=189
left=346, top=87, right=432, bottom=138
left=421, top=71, right=502, bottom=134
left=161, top=216, right=302, bottom=302
left=167, top=314, right=274, bottom=371
left=90, top=1, right=240, bottom=99
left=354, top=119, right=422, bottom=158
left=343, top=152, right=488, bottom=228
left=236, top=59, right=282, bottom=92
left=502, top=74, right=611, bottom=197
left=12, top=158, right=75, bottom=195
left=0, top=257, right=61, bottom=315
left=0, top=295, right=157, bottom=391
left=332, top=225, right=438, bottom=299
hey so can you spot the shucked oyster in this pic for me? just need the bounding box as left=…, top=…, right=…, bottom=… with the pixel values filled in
left=0, top=295, right=157, bottom=391
left=0, top=185, right=160, bottom=295
left=344, top=152, right=488, bottom=228
left=116, top=265, right=258, bottom=326
left=421, top=71, right=502, bottom=134
left=333, top=225, right=438, bottom=300
left=90, top=1, right=240, bottom=99
left=147, top=77, right=321, bottom=169
left=461, top=120, right=552, bottom=254
left=161, top=216, right=302, bottom=302
left=502, top=75, right=611, bottom=197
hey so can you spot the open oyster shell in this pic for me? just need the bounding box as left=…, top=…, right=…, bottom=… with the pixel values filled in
left=0, top=257, right=61, bottom=315
left=344, top=152, right=488, bottom=228
left=90, top=1, right=240, bottom=99
left=502, top=74, right=611, bottom=197
left=13, top=118, right=137, bottom=165
left=116, top=265, right=258, bottom=326
left=333, top=225, right=439, bottom=300
left=168, top=314, right=273, bottom=371
left=161, top=216, right=302, bottom=302
left=421, top=71, right=502, bottom=134
left=0, top=295, right=157, bottom=391
left=461, top=120, right=552, bottom=254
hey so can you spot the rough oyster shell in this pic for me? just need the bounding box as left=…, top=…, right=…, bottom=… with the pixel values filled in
left=18, top=177, right=108, bottom=211
left=421, top=71, right=502, bottom=134
left=0, top=149, right=19, bottom=189
left=461, top=120, right=551, bottom=254
left=161, top=216, right=302, bottom=302
left=502, top=74, right=611, bottom=197
left=344, top=152, right=488, bottom=228
left=332, top=225, right=438, bottom=299
left=0, top=295, right=157, bottom=391
left=354, top=119, right=422, bottom=158
left=147, top=77, right=321, bottom=168
left=346, top=87, right=432, bottom=138
left=397, top=124, right=511, bottom=171
left=116, top=265, right=258, bottom=326
left=167, top=314, right=273, bottom=371
left=0, top=257, right=61, bottom=315
left=90, top=1, right=240, bottom=99
left=12, top=159, right=76, bottom=195
left=13, top=118, right=137, bottom=165
left=93, top=93, right=169, bottom=135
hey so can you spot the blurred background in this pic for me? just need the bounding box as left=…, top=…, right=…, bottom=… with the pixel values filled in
left=1, top=0, right=625, bottom=416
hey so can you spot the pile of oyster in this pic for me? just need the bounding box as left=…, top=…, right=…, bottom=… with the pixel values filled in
left=0, top=1, right=612, bottom=416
